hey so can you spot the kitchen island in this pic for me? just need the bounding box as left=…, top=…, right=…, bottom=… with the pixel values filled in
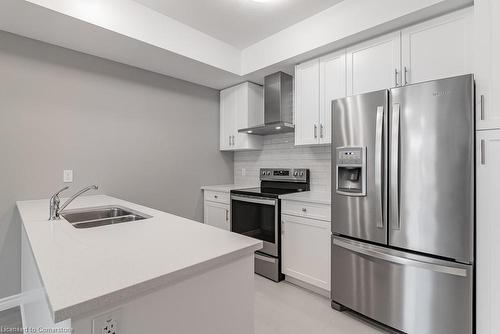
left=17, top=195, right=262, bottom=334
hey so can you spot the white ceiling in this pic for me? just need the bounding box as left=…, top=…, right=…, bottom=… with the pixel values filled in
left=133, top=0, right=345, bottom=49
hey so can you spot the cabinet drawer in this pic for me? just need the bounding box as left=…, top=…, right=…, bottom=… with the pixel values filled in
left=282, top=200, right=331, bottom=222
left=204, top=190, right=230, bottom=205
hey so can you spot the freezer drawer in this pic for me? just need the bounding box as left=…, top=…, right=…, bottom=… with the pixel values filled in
left=331, top=237, right=473, bottom=334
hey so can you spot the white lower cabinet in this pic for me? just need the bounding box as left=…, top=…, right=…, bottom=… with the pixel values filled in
left=281, top=201, right=331, bottom=292
left=476, top=130, right=500, bottom=334
left=203, top=191, right=230, bottom=231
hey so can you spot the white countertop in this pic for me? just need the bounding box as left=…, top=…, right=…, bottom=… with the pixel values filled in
left=201, top=184, right=256, bottom=193
left=17, top=195, right=262, bottom=322
left=279, top=191, right=331, bottom=205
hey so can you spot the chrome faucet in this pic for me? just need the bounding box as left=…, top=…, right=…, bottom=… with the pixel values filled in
left=49, top=185, right=99, bottom=220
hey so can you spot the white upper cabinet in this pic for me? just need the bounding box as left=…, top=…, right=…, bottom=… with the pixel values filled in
left=319, top=50, right=347, bottom=145
left=295, top=59, right=320, bottom=146
left=346, top=32, right=401, bottom=95
left=401, top=8, right=473, bottom=86
left=294, top=9, right=474, bottom=146
left=475, top=0, right=500, bottom=130
left=220, top=87, right=235, bottom=150
left=295, top=51, right=347, bottom=146
left=220, top=82, right=263, bottom=151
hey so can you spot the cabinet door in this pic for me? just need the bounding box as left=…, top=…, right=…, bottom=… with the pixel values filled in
left=319, top=50, right=347, bottom=144
left=402, top=8, right=473, bottom=86
left=204, top=201, right=230, bottom=231
left=475, top=0, right=500, bottom=130
left=233, top=83, right=263, bottom=150
left=220, top=87, right=236, bottom=151
left=294, top=59, right=320, bottom=146
left=233, top=84, right=246, bottom=149
left=476, top=130, right=500, bottom=334
left=220, top=83, right=263, bottom=151
left=281, top=214, right=331, bottom=291
left=346, top=32, right=401, bottom=96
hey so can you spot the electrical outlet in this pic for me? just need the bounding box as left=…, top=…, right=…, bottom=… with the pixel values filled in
left=93, top=309, right=121, bottom=334
left=63, top=170, right=73, bottom=183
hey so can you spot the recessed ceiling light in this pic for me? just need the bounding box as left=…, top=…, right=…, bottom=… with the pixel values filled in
left=248, top=130, right=253, bottom=133
left=275, top=126, right=281, bottom=130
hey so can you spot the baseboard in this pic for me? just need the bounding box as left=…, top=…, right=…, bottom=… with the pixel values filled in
left=0, top=293, right=23, bottom=312
left=284, top=276, right=330, bottom=298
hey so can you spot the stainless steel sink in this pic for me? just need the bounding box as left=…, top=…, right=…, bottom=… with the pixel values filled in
left=60, top=205, right=152, bottom=229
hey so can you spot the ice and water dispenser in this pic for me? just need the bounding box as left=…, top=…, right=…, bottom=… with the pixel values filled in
left=335, top=147, right=367, bottom=196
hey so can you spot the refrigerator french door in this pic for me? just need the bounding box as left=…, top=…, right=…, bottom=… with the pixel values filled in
left=331, top=74, right=474, bottom=334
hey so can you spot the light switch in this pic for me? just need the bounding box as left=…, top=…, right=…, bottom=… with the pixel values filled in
left=63, top=170, right=73, bottom=183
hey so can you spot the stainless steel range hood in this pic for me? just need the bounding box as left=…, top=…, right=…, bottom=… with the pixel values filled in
left=239, top=72, right=294, bottom=136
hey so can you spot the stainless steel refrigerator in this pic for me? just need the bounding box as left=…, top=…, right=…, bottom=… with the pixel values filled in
left=331, top=74, right=474, bottom=334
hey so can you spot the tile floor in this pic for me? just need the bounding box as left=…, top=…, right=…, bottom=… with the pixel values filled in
left=0, top=307, right=22, bottom=333
left=254, top=275, right=387, bottom=334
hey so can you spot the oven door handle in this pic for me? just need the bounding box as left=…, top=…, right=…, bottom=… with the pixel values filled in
left=231, top=195, right=277, bottom=206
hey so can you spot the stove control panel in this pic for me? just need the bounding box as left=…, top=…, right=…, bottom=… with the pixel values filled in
left=260, top=168, right=309, bottom=182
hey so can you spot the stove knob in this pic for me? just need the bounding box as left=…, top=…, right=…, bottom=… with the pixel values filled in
left=262, top=171, right=266, bottom=176
left=299, top=171, right=304, bottom=177
left=267, top=171, right=272, bottom=176
left=293, top=171, right=298, bottom=177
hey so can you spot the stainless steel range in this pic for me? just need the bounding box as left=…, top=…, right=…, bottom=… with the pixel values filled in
left=231, top=168, right=310, bottom=281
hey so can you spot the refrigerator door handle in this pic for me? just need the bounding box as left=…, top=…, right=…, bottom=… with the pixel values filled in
left=333, top=238, right=468, bottom=277
left=375, top=106, right=384, bottom=229
left=390, top=104, right=401, bottom=230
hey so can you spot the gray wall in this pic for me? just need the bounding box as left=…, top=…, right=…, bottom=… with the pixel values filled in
left=0, top=31, right=233, bottom=299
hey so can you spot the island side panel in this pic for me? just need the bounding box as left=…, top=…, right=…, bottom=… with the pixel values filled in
left=21, top=225, right=72, bottom=333
left=72, top=254, right=255, bottom=334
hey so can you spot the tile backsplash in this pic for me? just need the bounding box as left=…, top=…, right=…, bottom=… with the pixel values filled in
left=234, top=133, right=331, bottom=192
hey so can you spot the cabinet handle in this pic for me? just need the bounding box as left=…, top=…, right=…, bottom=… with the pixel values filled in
left=225, top=209, right=229, bottom=222
left=481, top=139, right=486, bottom=165
left=403, top=66, right=408, bottom=85
left=229, top=136, right=231, bottom=146
left=320, top=124, right=324, bottom=138
left=481, top=95, right=485, bottom=121
left=302, top=208, right=307, bottom=212
left=232, top=135, right=235, bottom=146
left=394, top=69, right=399, bottom=87
left=314, top=124, right=318, bottom=138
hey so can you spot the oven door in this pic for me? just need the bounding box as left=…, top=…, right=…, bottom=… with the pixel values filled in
left=231, top=194, right=279, bottom=257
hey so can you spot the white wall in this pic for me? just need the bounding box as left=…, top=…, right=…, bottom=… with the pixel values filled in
left=234, top=133, right=330, bottom=192
left=0, top=30, right=233, bottom=299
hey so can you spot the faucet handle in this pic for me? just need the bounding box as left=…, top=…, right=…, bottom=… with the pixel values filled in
left=49, top=186, right=69, bottom=221
left=51, top=186, right=69, bottom=199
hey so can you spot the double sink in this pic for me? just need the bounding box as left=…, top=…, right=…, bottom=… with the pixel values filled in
left=61, top=205, right=152, bottom=229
